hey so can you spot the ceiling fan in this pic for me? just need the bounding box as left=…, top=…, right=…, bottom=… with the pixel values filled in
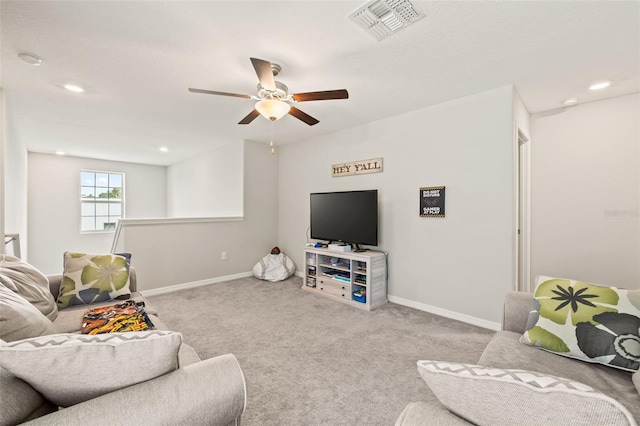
left=189, top=58, right=349, bottom=126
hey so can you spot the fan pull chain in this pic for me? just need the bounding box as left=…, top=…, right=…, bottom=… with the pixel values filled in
left=270, top=121, right=275, bottom=154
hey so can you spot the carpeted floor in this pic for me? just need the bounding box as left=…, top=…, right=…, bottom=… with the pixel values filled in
left=147, top=276, right=494, bottom=425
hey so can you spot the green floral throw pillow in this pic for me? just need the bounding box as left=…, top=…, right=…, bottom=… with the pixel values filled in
left=520, top=276, right=640, bottom=372
left=57, top=252, right=132, bottom=309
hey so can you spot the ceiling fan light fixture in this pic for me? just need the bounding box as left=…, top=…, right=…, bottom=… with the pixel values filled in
left=255, top=99, right=290, bottom=121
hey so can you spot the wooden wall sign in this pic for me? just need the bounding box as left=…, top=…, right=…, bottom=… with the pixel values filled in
left=332, top=158, right=383, bottom=177
left=420, top=186, right=445, bottom=217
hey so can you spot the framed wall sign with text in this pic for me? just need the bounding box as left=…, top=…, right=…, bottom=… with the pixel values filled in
left=420, top=186, right=445, bottom=217
left=332, top=158, right=383, bottom=177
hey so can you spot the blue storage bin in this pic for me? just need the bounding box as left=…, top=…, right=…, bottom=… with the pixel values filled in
left=353, top=292, right=366, bottom=303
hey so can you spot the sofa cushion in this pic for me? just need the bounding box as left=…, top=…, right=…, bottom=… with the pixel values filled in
left=634, top=371, right=640, bottom=395
left=417, top=360, right=636, bottom=426
left=178, top=343, right=202, bottom=367
left=0, top=330, right=181, bottom=407
left=480, top=330, right=640, bottom=422
left=0, top=284, right=57, bottom=342
left=520, top=276, right=640, bottom=372
left=0, top=367, right=57, bottom=425
left=0, top=254, right=57, bottom=321
left=57, top=252, right=132, bottom=309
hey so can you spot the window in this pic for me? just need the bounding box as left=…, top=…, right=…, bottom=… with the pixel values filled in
left=80, top=171, right=124, bottom=232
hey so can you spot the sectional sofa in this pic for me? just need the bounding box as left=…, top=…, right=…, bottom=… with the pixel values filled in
left=397, top=291, right=640, bottom=425
left=0, top=255, right=246, bottom=426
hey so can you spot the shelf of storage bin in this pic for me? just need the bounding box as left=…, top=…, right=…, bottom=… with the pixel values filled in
left=305, top=253, right=317, bottom=288
left=318, top=263, right=351, bottom=273
left=352, top=284, right=367, bottom=304
left=302, top=247, right=387, bottom=311
left=353, top=277, right=367, bottom=286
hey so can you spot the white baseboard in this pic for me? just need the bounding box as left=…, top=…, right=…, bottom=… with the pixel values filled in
left=294, top=271, right=304, bottom=278
left=387, top=295, right=501, bottom=331
left=140, top=272, right=253, bottom=297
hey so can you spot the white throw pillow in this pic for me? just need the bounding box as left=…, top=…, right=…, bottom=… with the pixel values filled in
left=417, top=360, right=636, bottom=426
left=0, top=254, right=57, bottom=321
left=0, top=331, right=182, bottom=407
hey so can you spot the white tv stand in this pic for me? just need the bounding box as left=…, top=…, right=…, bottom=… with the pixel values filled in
left=302, top=247, right=387, bottom=311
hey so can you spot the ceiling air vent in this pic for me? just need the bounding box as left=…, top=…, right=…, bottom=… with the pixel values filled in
left=349, top=0, right=426, bottom=41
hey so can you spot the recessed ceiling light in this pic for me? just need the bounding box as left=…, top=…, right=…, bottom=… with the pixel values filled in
left=159, top=147, right=169, bottom=153
left=589, top=81, right=611, bottom=91
left=18, top=52, right=43, bottom=66
left=563, top=98, right=578, bottom=107
left=55, top=151, right=65, bottom=156
left=64, top=84, right=85, bottom=93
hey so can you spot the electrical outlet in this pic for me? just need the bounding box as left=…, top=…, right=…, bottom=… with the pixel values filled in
left=221, top=251, right=227, bottom=261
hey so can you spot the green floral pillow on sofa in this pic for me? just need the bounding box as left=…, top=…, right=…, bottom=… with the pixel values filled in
left=520, top=276, right=640, bottom=372
left=57, top=252, right=132, bottom=309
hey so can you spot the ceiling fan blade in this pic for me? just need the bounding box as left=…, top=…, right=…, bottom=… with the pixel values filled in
left=288, top=106, right=319, bottom=126
left=238, top=109, right=261, bottom=125
left=250, top=58, right=276, bottom=91
left=188, top=88, right=251, bottom=99
left=292, top=89, right=349, bottom=102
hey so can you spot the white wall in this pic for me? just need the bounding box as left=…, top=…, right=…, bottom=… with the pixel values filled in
left=167, top=142, right=243, bottom=217
left=0, top=89, right=4, bottom=254
left=120, top=140, right=278, bottom=290
left=278, top=86, right=516, bottom=326
left=1, top=90, right=29, bottom=259
left=530, top=93, right=639, bottom=288
left=513, top=89, right=531, bottom=137
left=27, top=153, right=167, bottom=274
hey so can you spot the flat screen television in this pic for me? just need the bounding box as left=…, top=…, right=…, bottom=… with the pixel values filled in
left=310, top=190, right=378, bottom=247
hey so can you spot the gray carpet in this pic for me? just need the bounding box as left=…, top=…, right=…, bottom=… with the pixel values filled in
left=147, top=276, right=494, bottom=425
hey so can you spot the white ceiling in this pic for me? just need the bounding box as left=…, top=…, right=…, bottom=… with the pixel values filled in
left=1, top=1, right=638, bottom=166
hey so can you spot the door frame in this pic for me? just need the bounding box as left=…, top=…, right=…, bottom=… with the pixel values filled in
left=514, top=127, right=531, bottom=292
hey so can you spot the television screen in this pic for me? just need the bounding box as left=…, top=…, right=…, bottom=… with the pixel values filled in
left=310, top=190, right=378, bottom=246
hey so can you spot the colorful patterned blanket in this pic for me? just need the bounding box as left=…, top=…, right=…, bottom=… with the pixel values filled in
left=82, top=300, right=155, bottom=334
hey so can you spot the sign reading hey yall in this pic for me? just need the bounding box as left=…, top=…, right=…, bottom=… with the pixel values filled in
left=332, top=158, right=383, bottom=177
